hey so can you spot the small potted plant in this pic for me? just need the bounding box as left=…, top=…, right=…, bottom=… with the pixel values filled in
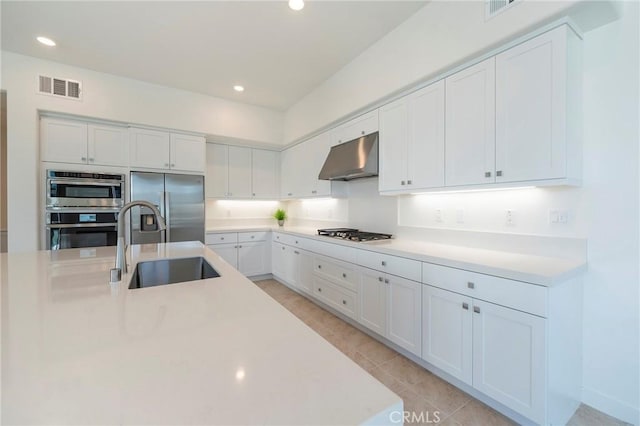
left=273, top=208, right=287, bottom=227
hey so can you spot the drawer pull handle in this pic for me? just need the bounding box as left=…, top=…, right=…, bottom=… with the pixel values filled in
left=381, top=261, right=386, bottom=266
left=467, top=282, right=475, bottom=289
left=342, top=300, right=347, bottom=305
left=221, top=237, right=224, bottom=240
left=281, top=247, right=285, bottom=250
left=294, top=251, right=299, bottom=255
left=473, top=306, right=480, bottom=314
left=342, top=273, right=346, bottom=278
left=251, top=236, right=255, bottom=239
left=462, top=303, right=469, bottom=310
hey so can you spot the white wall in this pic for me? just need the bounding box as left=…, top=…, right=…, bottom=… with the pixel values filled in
left=285, top=1, right=639, bottom=423
left=0, top=51, right=284, bottom=252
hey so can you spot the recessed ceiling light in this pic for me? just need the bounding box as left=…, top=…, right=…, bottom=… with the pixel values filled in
left=288, top=0, right=304, bottom=11
left=36, top=36, right=56, bottom=47
left=233, top=85, right=245, bottom=92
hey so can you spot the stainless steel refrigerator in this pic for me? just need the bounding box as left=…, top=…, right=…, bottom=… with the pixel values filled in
left=130, top=172, right=205, bottom=244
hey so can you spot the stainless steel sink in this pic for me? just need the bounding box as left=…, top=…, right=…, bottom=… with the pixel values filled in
left=128, top=257, right=220, bottom=289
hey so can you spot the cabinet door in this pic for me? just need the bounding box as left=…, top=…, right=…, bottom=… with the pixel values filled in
left=378, top=98, right=408, bottom=192
left=407, top=80, right=445, bottom=189
left=280, top=144, right=303, bottom=198
left=359, top=268, right=387, bottom=337
left=41, top=118, right=87, bottom=164
left=472, top=300, right=546, bottom=424
left=208, top=243, right=238, bottom=268
left=422, top=285, right=473, bottom=385
left=130, top=128, right=171, bottom=169
left=170, top=133, right=205, bottom=173
left=333, top=110, right=379, bottom=144
left=88, top=124, right=129, bottom=167
left=297, top=249, right=314, bottom=295
left=306, top=132, right=332, bottom=197
left=282, top=244, right=298, bottom=286
left=495, top=27, right=567, bottom=182
left=252, top=149, right=279, bottom=199
left=387, top=275, right=422, bottom=356
left=279, top=148, right=295, bottom=198
left=445, top=58, right=496, bottom=186
left=206, top=144, right=229, bottom=198
left=228, top=146, right=252, bottom=198
left=238, top=241, right=267, bottom=277
left=272, top=242, right=286, bottom=280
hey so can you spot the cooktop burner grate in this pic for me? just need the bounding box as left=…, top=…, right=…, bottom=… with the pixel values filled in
left=317, top=228, right=392, bottom=242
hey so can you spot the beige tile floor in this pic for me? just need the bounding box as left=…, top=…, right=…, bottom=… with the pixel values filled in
left=254, top=279, right=631, bottom=426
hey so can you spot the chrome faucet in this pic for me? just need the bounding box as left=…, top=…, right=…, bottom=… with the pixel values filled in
left=110, top=200, right=166, bottom=283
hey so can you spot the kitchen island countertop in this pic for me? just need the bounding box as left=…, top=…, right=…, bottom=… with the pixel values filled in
left=0, top=242, right=402, bottom=425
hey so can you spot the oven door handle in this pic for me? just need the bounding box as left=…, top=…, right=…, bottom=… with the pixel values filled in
left=48, top=180, right=122, bottom=187
left=46, top=223, right=118, bottom=229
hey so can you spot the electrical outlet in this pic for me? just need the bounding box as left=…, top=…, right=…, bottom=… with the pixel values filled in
left=505, top=209, right=515, bottom=226
left=549, top=209, right=568, bottom=224
left=435, top=209, right=443, bottom=223
left=456, top=209, right=464, bottom=224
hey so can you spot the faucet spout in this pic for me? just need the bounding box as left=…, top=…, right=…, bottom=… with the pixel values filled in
left=111, top=200, right=166, bottom=283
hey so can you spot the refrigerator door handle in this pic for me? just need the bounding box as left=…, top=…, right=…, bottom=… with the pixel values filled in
left=164, top=191, right=171, bottom=242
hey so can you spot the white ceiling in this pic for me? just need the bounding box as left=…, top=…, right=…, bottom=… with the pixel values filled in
left=1, top=1, right=427, bottom=110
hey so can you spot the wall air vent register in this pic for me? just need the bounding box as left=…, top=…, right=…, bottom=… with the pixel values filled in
left=37, top=75, right=82, bottom=100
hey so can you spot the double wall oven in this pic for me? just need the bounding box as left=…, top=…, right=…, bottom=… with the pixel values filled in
left=45, top=170, right=125, bottom=250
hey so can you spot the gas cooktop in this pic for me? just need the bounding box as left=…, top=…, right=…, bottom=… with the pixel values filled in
left=317, top=228, right=392, bottom=242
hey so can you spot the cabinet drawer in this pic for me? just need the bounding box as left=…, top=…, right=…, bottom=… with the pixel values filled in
left=356, top=250, right=421, bottom=282
left=313, top=275, right=357, bottom=320
left=307, top=239, right=357, bottom=264
left=313, top=255, right=359, bottom=292
left=422, top=263, right=547, bottom=317
left=205, top=232, right=238, bottom=245
left=272, top=232, right=299, bottom=246
left=238, top=231, right=268, bottom=243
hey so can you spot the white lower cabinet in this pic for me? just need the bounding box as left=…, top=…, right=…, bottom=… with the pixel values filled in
left=297, top=249, right=314, bottom=295
left=359, top=267, right=421, bottom=357
left=472, top=299, right=545, bottom=424
left=207, top=232, right=270, bottom=277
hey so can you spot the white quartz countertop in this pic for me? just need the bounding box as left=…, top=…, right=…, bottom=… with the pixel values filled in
left=207, top=226, right=586, bottom=286
left=0, top=242, right=401, bottom=425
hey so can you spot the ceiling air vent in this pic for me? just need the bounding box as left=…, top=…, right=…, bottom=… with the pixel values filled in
left=485, top=0, right=519, bottom=20
left=37, top=75, right=83, bottom=100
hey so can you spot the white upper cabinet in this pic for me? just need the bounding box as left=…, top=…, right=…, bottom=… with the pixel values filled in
left=88, top=124, right=129, bottom=167
left=445, top=58, right=496, bottom=187
left=41, top=118, right=128, bottom=167
left=280, top=130, right=331, bottom=199
left=170, top=133, right=206, bottom=173
left=228, top=146, right=252, bottom=198
left=130, top=128, right=204, bottom=173
left=129, top=128, right=171, bottom=170
left=495, top=26, right=576, bottom=183
left=379, top=80, right=445, bottom=192
left=251, top=149, right=279, bottom=199
left=332, top=110, right=379, bottom=145
left=207, top=144, right=278, bottom=199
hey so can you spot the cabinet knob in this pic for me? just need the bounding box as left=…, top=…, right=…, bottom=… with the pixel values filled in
left=361, top=131, right=365, bottom=135
left=381, top=261, right=386, bottom=266
left=378, top=277, right=383, bottom=282
left=342, top=300, right=347, bottom=305
left=238, top=245, right=242, bottom=249
left=473, top=306, right=481, bottom=314
left=288, top=192, right=292, bottom=196
left=407, top=180, right=412, bottom=185
left=294, top=251, right=299, bottom=254
left=281, top=246, right=285, bottom=250
left=252, top=193, right=256, bottom=196
left=164, top=163, right=169, bottom=167
left=318, top=264, right=322, bottom=269
left=89, top=158, right=95, bottom=162
left=462, top=302, right=469, bottom=310
left=171, top=163, right=175, bottom=167
left=228, top=192, right=233, bottom=196
left=311, top=190, right=317, bottom=194
left=496, top=171, right=503, bottom=177
left=342, top=273, right=346, bottom=278
left=81, top=157, right=87, bottom=162
left=467, top=282, right=475, bottom=289
left=384, top=279, right=389, bottom=284
left=251, top=236, right=255, bottom=239
left=221, top=237, right=224, bottom=240
left=485, top=171, right=492, bottom=178
left=400, top=180, right=406, bottom=185
left=318, top=288, right=322, bottom=292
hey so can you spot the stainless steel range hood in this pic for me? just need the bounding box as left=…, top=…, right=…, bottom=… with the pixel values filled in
left=318, top=132, right=379, bottom=181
